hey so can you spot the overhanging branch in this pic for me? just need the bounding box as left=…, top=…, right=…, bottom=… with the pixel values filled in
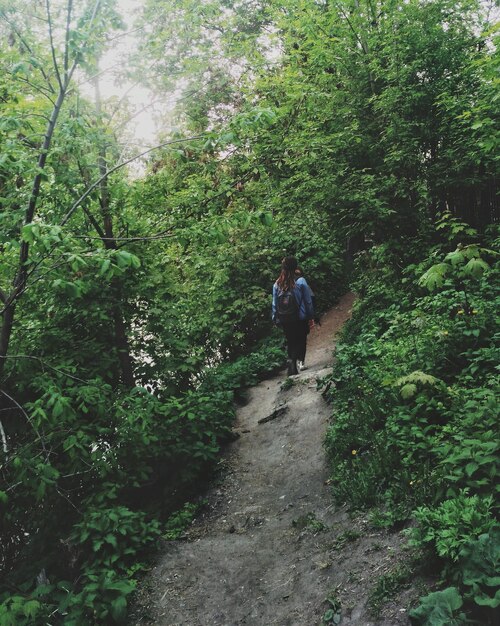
left=60, top=134, right=206, bottom=226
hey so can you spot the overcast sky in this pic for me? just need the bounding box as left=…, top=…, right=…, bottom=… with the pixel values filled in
left=90, top=0, right=161, bottom=150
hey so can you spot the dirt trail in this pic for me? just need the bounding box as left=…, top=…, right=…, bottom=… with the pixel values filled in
left=134, top=293, right=412, bottom=626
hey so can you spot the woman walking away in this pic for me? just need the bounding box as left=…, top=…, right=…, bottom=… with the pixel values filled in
left=272, top=257, right=315, bottom=376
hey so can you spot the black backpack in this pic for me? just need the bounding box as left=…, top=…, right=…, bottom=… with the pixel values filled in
left=277, top=288, right=299, bottom=323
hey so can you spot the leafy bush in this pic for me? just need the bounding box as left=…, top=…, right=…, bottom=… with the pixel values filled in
left=411, top=493, right=495, bottom=562
left=409, top=587, right=466, bottom=626
left=457, top=526, right=500, bottom=609
left=0, top=332, right=291, bottom=624
left=323, top=241, right=499, bottom=623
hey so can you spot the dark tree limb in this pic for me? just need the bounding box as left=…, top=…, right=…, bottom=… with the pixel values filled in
left=64, top=0, right=73, bottom=76
left=46, top=0, right=63, bottom=90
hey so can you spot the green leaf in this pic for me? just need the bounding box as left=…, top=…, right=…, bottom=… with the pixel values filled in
left=323, top=609, right=334, bottom=621
left=400, top=383, right=417, bottom=399
left=260, top=212, right=273, bottom=227
left=462, top=258, right=489, bottom=279
left=12, top=61, right=29, bottom=75
left=409, top=587, right=465, bottom=625
left=115, top=250, right=141, bottom=270
left=419, top=264, right=450, bottom=291
left=110, top=595, right=127, bottom=621
left=459, top=527, right=500, bottom=608
left=99, top=259, right=111, bottom=276
left=22, top=600, right=41, bottom=618
left=93, top=540, right=103, bottom=552
left=465, top=462, right=478, bottom=477
left=104, top=533, right=118, bottom=548
left=396, top=371, right=439, bottom=387
left=444, top=250, right=465, bottom=266
left=21, top=224, right=37, bottom=244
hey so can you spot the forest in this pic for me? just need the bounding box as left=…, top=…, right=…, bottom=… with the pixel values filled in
left=0, top=0, right=498, bottom=624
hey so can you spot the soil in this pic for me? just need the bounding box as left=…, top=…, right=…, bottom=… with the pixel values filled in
left=132, top=293, right=417, bottom=626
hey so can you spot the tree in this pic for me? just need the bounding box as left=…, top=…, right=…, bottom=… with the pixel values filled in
left=0, top=0, right=124, bottom=380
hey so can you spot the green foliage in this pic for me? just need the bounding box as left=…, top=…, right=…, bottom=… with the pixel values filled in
left=368, top=562, right=415, bottom=617
left=395, top=371, right=440, bottom=399
left=163, top=502, right=203, bottom=540
left=292, top=512, right=328, bottom=534
left=458, top=527, right=500, bottom=609
left=411, top=493, right=495, bottom=562
left=331, top=529, right=362, bottom=550
left=54, top=572, right=136, bottom=626
left=280, top=377, right=295, bottom=391
left=1, top=0, right=498, bottom=622
left=409, top=587, right=467, bottom=626
left=323, top=241, right=499, bottom=622
left=322, top=596, right=342, bottom=625
left=0, top=595, right=46, bottom=626
left=419, top=244, right=495, bottom=291
left=408, top=527, right=500, bottom=626
left=70, top=506, right=161, bottom=571
left=0, top=334, right=289, bottom=623
left=437, top=436, right=499, bottom=498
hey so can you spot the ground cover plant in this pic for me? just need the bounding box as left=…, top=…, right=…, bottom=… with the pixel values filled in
left=0, top=330, right=317, bottom=624
left=323, top=233, right=499, bottom=624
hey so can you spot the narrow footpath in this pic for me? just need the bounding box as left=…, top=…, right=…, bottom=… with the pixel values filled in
left=134, top=293, right=413, bottom=626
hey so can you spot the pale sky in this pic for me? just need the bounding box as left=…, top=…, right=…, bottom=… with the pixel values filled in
left=83, top=0, right=164, bottom=151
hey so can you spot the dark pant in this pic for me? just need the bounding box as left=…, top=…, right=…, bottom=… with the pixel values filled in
left=282, top=320, right=308, bottom=362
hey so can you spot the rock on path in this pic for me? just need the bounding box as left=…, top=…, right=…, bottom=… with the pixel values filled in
left=133, top=293, right=412, bottom=626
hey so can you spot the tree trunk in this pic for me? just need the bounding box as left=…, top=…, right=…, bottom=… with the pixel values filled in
left=0, top=301, right=16, bottom=380
left=94, top=75, right=135, bottom=388
left=0, top=87, right=66, bottom=382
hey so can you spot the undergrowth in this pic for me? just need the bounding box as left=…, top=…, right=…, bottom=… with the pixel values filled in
left=322, top=230, right=499, bottom=625
left=0, top=336, right=286, bottom=625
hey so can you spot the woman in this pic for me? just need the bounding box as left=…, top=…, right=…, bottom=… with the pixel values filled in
left=272, top=256, right=315, bottom=375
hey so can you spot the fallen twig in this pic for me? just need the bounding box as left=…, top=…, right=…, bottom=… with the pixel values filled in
left=258, top=405, right=288, bottom=425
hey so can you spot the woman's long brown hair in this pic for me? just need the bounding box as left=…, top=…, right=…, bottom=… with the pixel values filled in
left=276, top=256, right=298, bottom=291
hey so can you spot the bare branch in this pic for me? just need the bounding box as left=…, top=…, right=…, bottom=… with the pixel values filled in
left=76, top=59, right=124, bottom=88
left=107, top=60, right=161, bottom=122
left=60, top=134, right=206, bottom=226
left=21, top=112, right=52, bottom=123
left=5, top=71, right=56, bottom=104
left=81, top=204, right=106, bottom=239
left=64, top=0, right=102, bottom=87
left=68, top=231, right=176, bottom=245
left=0, top=389, right=47, bottom=457
left=335, top=1, right=366, bottom=53
left=0, top=354, right=90, bottom=384
left=45, top=0, right=63, bottom=90
left=64, top=0, right=73, bottom=76
left=0, top=252, right=97, bottom=311
left=76, top=159, right=106, bottom=239
left=114, top=98, right=163, bottom=131
left=61, top=467, right=94, bottom=478
left=0, top=10, right=56, bottom=92
left=0, top=418, right=7, bottom=456
left=107, top=25, right=145, bottom=43
left=56, top=486, right=81, bottom=512
left=14, top=258, right=80, bottom=293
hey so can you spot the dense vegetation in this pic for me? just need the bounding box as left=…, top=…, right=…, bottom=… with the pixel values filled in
left=323, top=228, right=499, bottom=624
left=0, top=0, right=498, bottom=624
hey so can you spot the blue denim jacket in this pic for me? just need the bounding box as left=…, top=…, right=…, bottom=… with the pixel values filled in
left=272, top=277, right=314, bottom=323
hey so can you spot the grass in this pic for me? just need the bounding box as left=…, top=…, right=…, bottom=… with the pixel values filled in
left=368, top=560, right=417, bottom=617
